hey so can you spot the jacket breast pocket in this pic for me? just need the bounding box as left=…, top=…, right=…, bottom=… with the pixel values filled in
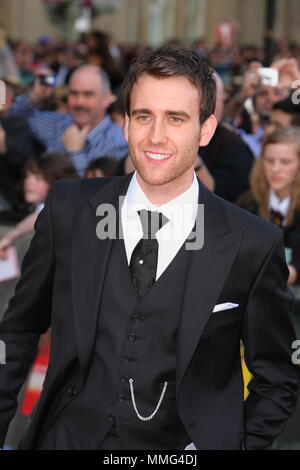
left=205, top=304, right=243, bottom=330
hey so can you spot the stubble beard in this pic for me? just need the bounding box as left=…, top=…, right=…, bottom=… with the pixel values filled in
left=129, top=143, right=198, bottom=190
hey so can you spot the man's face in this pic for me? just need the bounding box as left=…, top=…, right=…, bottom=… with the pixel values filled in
left=254, top=85, right=290, bottom=118
left=68, top=71, right=110, bottom=129
left=265, top=109, right=292, bottom=136
left=124, top=74, right=216, bottom=197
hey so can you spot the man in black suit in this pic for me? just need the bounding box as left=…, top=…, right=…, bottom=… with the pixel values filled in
left=0, top=47, right=299, bottom=450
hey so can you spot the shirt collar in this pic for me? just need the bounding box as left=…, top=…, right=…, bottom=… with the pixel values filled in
left=269, top=189, right=290, bottom=217
left=125, top=171, right=199, bottom=224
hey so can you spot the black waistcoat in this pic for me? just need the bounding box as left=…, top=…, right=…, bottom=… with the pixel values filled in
left=44, top=236, right=191, bottom=450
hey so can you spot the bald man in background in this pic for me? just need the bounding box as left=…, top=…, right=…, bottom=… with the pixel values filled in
left=8, top=65, right=128, bottom=175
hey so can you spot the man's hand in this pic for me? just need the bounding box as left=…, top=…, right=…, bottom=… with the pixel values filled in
left=288, top=264, right=298, bottom=285
left=29, top=68, right=55, bottom=106
left=61, top=124, right=90, bottom=153
left=0, top=125, right=6, bottom=154
left=0, top=232, right=16, bottom=260
left=271, top=58, right=300, bottom=88
left=241, top=61, right=263, bottom=100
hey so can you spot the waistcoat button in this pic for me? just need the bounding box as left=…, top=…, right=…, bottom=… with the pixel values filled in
left=128, top=332, right=136, bottom=341
left=67, top=386, right=78, bottom=396
left=132, top=313, right=141, bottom=321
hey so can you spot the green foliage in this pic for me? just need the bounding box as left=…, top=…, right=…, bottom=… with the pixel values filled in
left=43, top=0, right=74, bottom=25
left=43, top=0, right=120, bottom=25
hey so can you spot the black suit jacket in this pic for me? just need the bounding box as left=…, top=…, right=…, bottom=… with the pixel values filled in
left=0, top=174, right=299, bottom=450
left=200, top=124, right=254, bottom=203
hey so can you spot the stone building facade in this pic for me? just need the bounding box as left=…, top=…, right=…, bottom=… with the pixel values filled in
left=0, top=0, right=299, bottom=46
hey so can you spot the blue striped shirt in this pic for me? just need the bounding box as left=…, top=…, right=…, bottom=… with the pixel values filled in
left=8, top=94, right=128, bottom=175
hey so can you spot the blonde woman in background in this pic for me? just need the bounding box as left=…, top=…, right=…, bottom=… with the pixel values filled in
left=237, top=126, right=300, bottom=285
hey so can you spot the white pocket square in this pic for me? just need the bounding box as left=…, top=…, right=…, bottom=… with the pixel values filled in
left=184, top=442, right=197, bottom=450
left=212, top=302, right=239, bottom=313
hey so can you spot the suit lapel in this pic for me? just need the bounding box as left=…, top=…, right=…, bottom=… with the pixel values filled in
left=176, top=184, right=242, bottom=393
left=71, top=174, right=133, bottom=379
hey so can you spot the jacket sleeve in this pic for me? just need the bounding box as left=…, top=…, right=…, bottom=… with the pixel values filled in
left=242, top=229, right=300, bottom=450
left=0, top=187, right=55, bottom=447
left=284, top=213, right=300, bottom=285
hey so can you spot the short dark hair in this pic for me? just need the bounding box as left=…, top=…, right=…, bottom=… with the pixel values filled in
left=122, top=46, right=216, bottom=125
left=84, top=156, right=118, bottom=177
left=25, top=152, right=78, bottom=185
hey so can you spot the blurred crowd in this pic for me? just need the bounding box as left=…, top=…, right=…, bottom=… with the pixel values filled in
left=1, top=26, right=300, bottom=288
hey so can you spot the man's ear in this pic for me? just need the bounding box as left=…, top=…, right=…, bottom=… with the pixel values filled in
left=199, top=115, right=218, bottom=147
left=103, top=93, right=114, bottom=111
left=124, top=113, right=129, bottom=142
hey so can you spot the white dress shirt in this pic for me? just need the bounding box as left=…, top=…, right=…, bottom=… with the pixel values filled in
left=268, top=189, right=290, bottom=227
left=36, top=203, right=45, bottom=214
left=121, top=172, right=199, bottom=280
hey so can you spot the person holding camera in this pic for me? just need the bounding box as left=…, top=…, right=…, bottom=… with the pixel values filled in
left=7, top=65, right=128, bottom=176
left=224, top=59, right=300, bottom=158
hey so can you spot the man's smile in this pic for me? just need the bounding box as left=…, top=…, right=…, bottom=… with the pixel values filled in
left=145, top=151, right=172, bottom=163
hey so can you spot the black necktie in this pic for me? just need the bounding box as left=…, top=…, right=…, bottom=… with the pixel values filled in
left=270, top=209, right=284, bottom=228
left=129, top=210, right=169, bottom=300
